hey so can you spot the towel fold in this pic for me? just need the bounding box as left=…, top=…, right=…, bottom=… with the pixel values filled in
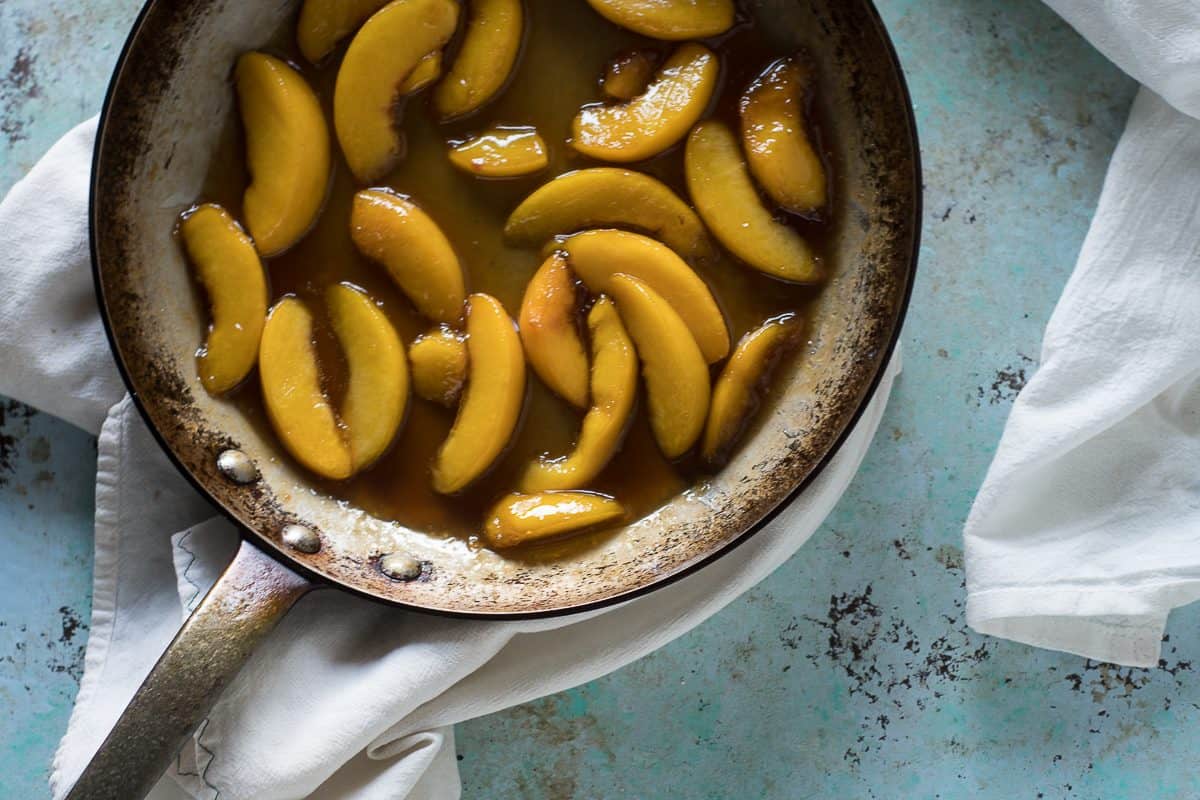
left=966, top=0, right=1200, bottom=667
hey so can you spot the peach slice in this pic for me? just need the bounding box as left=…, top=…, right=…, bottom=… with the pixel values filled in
left=297, top=0, right=389, bottom=63
left=585, top=0, right=735, bottom=40
left=608, top=273, right=710, bottom=459
left=350, top=189, right=467, bottom=324
left=448, top=126, right=549, bottom=178
left=484, top=491, right=625, bottom=549
left=702, top=314, right=802, bottom=465
left=571, top=43, right=718, bottom=163
left=235, top=52, right=330, bottom=257
left=558, top=229, right=728, bottom=362
left=504, top=168, right=714, bottom=262
left=433, top=0, right=523, bottom=120
left=740, top=57, right=827, bottom=215
left=518, top=254, right=589, bottom=409
left=333, top=0, right=460, bottom=182
left=432, top=294, right=526, bottom=494
left=685, top=120, right=821, bottom=283
left=326, top=283, right=409, bottom=470
left=521, top=298, right=637, bottom=492
left=399, top=50, right=443, bottom=94
left=178, top=204, right=268, bottom=396
left=259, top=298, right=353, bottom=480
left=602, top=49, right=657, bottom=101
left=409, top=326, right=468, bottom=407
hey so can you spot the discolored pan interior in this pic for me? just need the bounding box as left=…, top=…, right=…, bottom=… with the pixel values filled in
left=91, top=0, right=919, bottom=615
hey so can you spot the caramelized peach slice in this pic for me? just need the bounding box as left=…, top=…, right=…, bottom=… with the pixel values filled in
left=333, top=0, right=460, bottom=182
left=521, top=298, right=637, bottom=492
left=484, top=491, right=625, bottom=549
left=432, top=294, right=526, bottom=494
left=702, top=314, right=802, bottom=465
left=685, top=120, right=821, bottom=283
left=740, top=57, right=826, bottom=215
left=259, top=298, right=352, bottom=480
left=326, top=283, right=409, bottom=470
left=571, top=43, right=718, bottom=163
left=433, top=0, right=523, bottom=120
left=504, top=168, right=714, bottom=261
left=399, top=50, right=443, bottom=94
left=608, top=274, right=709, bottom=459
left=179, top=204, right=268, bottom=396
left=586, top=0, right=734, bottom=40
left=518, top=254, right=589, bottom=409
left=297, top=0, right=389, bottom=63
left=235, top=52, right=330, bottom=257
left=603, top=49, right=657, bottom=101
left=559, top=229, right=728, bottom=362
left=409, top=326, right=467, bottom=407
left=448, top=127, right=549, bottom=178
left=350, top=189, right=467, bottom=324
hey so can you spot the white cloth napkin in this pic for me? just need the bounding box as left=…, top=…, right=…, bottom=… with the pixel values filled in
left=966, top=0, right=1200, bottom=668
left=0, top=118, right=901, bottom=799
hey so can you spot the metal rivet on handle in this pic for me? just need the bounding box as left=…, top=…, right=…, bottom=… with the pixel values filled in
left=216, top=449, right=258, bottom=484
left=281, top=524, right=321, bottom=554
left=379, top=553, right=423, bottom=581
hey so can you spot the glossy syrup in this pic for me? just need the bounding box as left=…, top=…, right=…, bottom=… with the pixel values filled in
left=198, top=0, right=833, bottom=545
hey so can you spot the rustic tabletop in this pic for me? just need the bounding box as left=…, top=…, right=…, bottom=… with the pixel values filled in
left=4, top=1, right=1189, bottom=798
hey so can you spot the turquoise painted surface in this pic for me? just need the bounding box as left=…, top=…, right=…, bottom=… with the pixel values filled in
left=2, top=1, right=1187, bottom=798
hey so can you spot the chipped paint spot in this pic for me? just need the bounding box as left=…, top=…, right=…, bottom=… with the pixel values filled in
left=0, top=399, right=38, bottom=485
left=978, top=354, right=1037, bottom=405
left=0, top=44, right=40, bottom=144
left=807, top=586, right=884, bottom=696
left=58, top=606, right=82, bottom=643
left=934, top=544, right=964, bottom=571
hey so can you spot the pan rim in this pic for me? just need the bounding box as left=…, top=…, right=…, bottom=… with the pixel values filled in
left=89, top=0, right=921, bottom=621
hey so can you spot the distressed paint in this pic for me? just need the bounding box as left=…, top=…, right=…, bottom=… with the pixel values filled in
left=0, top=403, right=96, bottom=796
left=1, top=0, right=1186, bottom=799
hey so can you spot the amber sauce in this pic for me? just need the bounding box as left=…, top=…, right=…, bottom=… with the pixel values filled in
left=198, top=1, right=832, bottom=547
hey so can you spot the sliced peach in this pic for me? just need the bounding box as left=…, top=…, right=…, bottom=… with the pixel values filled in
left=558, top=229, right=728, bottom=362
left=484, top=491, right=625, bottom=549
left=608, top=273, right=709, bottom=459
left=326, top=283, right=409, bottom=470
left=504, top=168, right=714, bottom=261
left=333, top=0, right=460, bottom=182
left=179, top=204, right=268, bottom=396
left=235, top=52, right=330, bottom=257
left=571, top=43, right=718, bottom=163
left=521, top=298, right=637, bottom=491
left=586, top=0, right=734, bottom=40
left=518, top=254, right=589, bottom=409
left=409, top=326, right=467, bottom=407
left=297, top=0, right=390, bottom=63
left=685, top=120, right=821, bottom=283
left=350, top=189, right=467, bottom=324
left=702, top=313, right=802, bottom=465
left=448, top=126, right=548, bottom=178
left=433, top=0, right=523, bottom=120
left=259, top=298, right=352, bottom=480
left=740, top=57, right=826, bottom=215
left=603, top=49, right=657, bottom=101
left=432, top=294, right=526, bottom=494
left=399, top=50, right=443, bottom=94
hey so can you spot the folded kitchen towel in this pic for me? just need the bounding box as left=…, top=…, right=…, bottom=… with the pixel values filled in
left=965, top=0, right=1200, bottom=667
left=0, top=117, right=901, bottom=800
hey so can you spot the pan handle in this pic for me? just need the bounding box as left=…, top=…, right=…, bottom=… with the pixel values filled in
left=64, top=537, right=315, bottom=800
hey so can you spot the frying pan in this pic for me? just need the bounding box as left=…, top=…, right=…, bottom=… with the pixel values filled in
left=68, top=0, right=919, bottom=796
